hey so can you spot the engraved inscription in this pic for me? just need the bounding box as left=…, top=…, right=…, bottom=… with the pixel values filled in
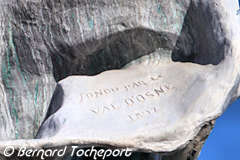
left=80, top=80, right=148, bottom=102
left=128, top=107, right=158, bottom=121
left=90, top=104, right=120, bottom=115
left=82, top=74, right=175, bottom=122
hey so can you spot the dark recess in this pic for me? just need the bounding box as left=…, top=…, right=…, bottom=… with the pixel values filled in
left=49, top=28, right=178, bottom=82
left=172, top=1, right=228, bottom=65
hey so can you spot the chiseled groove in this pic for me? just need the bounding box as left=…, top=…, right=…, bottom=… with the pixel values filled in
left=60, top=1, right=72, bottom=47
left=41, top=2, right=57, bottom=53
left=0, top=6, right=15, bottom=138
left=65, top=3, right=75, bottom=46
left=27, top=24, right=41, bottom=136
left=47, top=0, right=62, bottom=55
left=26, top=17, right=44, bottom=135
left=5, top=19, right=20, bottom=139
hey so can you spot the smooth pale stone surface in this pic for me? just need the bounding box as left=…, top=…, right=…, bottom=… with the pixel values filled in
left=36, top=46, right=238, bottom=152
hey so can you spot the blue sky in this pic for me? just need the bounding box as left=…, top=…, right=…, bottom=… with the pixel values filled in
left=198, top=98, right=240, bottom=160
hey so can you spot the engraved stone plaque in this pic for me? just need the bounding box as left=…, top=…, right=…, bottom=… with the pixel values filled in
left=36, top=46, right=239, bottom=152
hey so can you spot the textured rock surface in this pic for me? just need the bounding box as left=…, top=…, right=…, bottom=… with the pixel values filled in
left=0, top=0, right=189, bottom=141
left=0, top=0, right=56, bottom=140
left=36, top=0, right=240, bottom=153
left=0, top=0, right=239, bottom=160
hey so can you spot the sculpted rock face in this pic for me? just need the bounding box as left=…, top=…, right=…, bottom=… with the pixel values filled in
left=0, top=1, right=56, bottom=140
left=0, top=0, right=239, bottom=160
left=36, top=0, right=240, bottom=154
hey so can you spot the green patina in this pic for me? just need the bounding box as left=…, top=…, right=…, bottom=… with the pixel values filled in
left=8, top=21, right=29, bottom=86
left=1, top=48, right=19, bottom=139
left=15, top=131, right=19, bottom=139
left=56, top=54, right=63, bottom=66
left=7, top=19, right=43, bottom=138
left=157, top=4, right=161, bottom=14
left=88, top=18, right=94, bottom=29
left=156, top=4, right=167, bottom=25
left=71, top=12, right=76, bottom=26
left=2, top=50, right=11, bottom=85
left=155, top=1, right=186, bottom=33
left=7, top=22, right=22, bottom=139
left=27, top=24, right=45, bottom=133
left=76, top=10, right=82, bottom=30
left=37, top=86, right=42, bottom=114
left=172, top=1, right=185, bottom=33
left=72, top=12, right=75, bottom=19
left=32, top=74, right=39, bottom=134
left=34, top=81, right=39, bottom=106
left=33, top=82, right=43, bottom=137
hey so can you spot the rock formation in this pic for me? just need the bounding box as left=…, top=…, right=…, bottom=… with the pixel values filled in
left=0, top=0, right=56, bottom=140
left=0, top=0, right=239, bottom=160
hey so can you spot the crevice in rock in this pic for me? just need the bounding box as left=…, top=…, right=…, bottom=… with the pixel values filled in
left=48, top=28, right=178, bottom=82
left=172, top=1, right=228, bottom=65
